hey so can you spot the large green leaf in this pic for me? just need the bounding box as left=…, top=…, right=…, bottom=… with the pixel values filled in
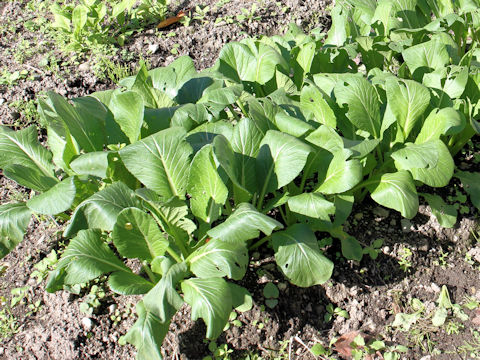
left=455, top=171, right=480, bottom=211
left=186, top=121, right=233, bottom=153
left=386, top=77, right=431, bottom=139
left=187, top=238, right=248, bottom=280
left=109, top=91, right=144, bottom=144
left=316, top=150, right=363, bottom=194
left=245, top=39, right=286, bottom=85
left=188, top=145, right=228, bottom=223
left=108, top=271, right=154, bottom=295
left=305, top=125, right=344, bottom=154
left=420, top=193, right=457, bottom=228
left=256, top=130, right=311, bottom=196
left=181, top=277, right=232, bottom=339
left=402, top=39, right=450, bottom=75
left=69, top=151, right=109, bottom=178
left=121, top=301, right=168, bottom=360
left=0, top=203, right=32, bottom=259
left=26, top=177, right=77, bottom=215
left=56, top=229, right=130, bottom=285
left=213, top=135, right=252, bottom=204
left=217, top=42, right=257, bottom=83
left=392, top=140, right=454, bottom=187
left=143, top=260, right=188, bottom=322
left=287, top=193, right=335, bottom=221
left=0, top=126, right=57, bottom=192
left=112, top=208, right=168, bottom=261
left=272, top=224, right=333, bottom=287
left=415, top=108, right=465, bottom=144
left=207, top=203, right=283, bottom=243
left=334, top=76, right=381, bottom=138
left=230, top=117, right=263, bottom=194
left=40, top=92, right=105, bottom=152
left=368, top=171, right=419, bottom=219
left=300, top=84, right=336, bottom=128
left=120, top=127, right=192, bottom=199
left=65, top=182, right=142, bottom=236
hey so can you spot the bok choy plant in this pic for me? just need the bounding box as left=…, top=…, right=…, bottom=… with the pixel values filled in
left=1, top=0, right=480, bottom=357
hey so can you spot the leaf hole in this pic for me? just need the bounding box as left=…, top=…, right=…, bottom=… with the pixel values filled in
left=309, top=98, right=314, bottom=102
left=284, top=263, right=289, bottom=269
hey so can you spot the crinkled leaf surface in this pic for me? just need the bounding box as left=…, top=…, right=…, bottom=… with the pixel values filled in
left=368, top=171, right=419, bottom=219
left=208, top=203, right=283, bottom=243
left=112, top=207, right=168, bottom=261
left=0, top=203, right=32, bottom=259
left=120, top=127, right=192, bottom=199
left=272, top=224, right=333, bottom=287
left=188, top=145, right=228, bottom=224
left=188, top=238, right=248, bottom=280
left=181, top=277, right=232, bottom=339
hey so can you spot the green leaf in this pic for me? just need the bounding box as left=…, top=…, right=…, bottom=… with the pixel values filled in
left=56, top=229, right=130, bottom=285
left=65, top=182, right=142, bottom=236
left=368, top=171, right=419, bottom=219
left=305, top=125, right=344, bottom=154
left=230, top=117, right=263, bottom=194
left=108, top=271, right=154, bottom=295
left=274, top=112, right=314, bottom=138
left=325, top=5, right=348, bottom=46
left=228, top=283, right=253, bottom=312
left=208, top=203, right=283, bottom=243
left=121, top=301, right=168, bottom=360
left=188, top=145, right=228, bottom=224
left=143, top=260, right=188, bottom=322
left=120, top=127, right=192, bottom=199
left=213, top=134, right=252, bottom=204
left=455, top=171, right=480, bottom=211
left=263, top=282, right=279, bottom=298
left=245, top=40, right=286, bottom=85
left=392, top=140, right=454, bottom=187
left=420, top=193, right=457, bottom=228
left=187, top=238, right=248, bottom=280
left=70, top=151, right=109, bottom=178
left=217, top=42, right=257, bottom=83
left=341, top=236, right=363, bottom=261
left=186, top=121, right=233, bottom=153
left=40, top=92, right=105, bottom=152
left=300, top=84, right=336, bottom=128
left=316, top=150, right=363, bottom=194
left=415, top=108, right=465, bottom=144
left=0, top=203, right=32, bottom=259
left=176, top=76, right=215, bottom=104
left=287, top=193, right=335, bottom=221
left=402, top=39, right=450, bottom=76
left=272, top=224, right=333, bottom=287
left=72, top=5, right=88, bottom=35
left=181, top=277, right=232, bottom=339
left=256, top=130, right=311, bottom=195
left=334, top=76, right=381, bottom=138
left=112, top=208, right=168, bottom=261
left=27, top=177, right=77, bottom=215
left=386, top=78, right=430, bottom=139
left=0, top=126, right=57, bottom=192
left=109, top=91, right=144, bottom=144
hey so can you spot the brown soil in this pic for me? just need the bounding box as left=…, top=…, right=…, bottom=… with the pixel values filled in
left=1, top=1, right=480, bottom=360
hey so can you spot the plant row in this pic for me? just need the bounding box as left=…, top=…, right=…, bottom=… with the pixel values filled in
left=1, top=0, right=480, bottom=358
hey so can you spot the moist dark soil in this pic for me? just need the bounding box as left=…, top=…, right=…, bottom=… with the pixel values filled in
left=1, top=1, right=480, bottom=360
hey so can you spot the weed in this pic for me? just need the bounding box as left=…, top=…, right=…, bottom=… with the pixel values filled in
left=324, top=303, right=349, bottom=322
left=398, top=247, right=413, bottom=272
left=0, top=296, right=18, bottom=340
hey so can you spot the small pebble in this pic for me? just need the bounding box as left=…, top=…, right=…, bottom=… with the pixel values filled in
left=81, top=317, right=93, bottom=331
left=78, top=62, right=90, bottom=72
left=431, top=283, right=440, bottom=293
left=0, top=98, right=4, bottom=105
left=148, top=43, right=159, bottom=54
left=108, top=304, right=117, bottom=313
left=400, top=219, right=412, bottom=232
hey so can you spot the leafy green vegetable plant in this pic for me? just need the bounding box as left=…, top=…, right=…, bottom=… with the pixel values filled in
left=1, top=0, right=480, bottom=357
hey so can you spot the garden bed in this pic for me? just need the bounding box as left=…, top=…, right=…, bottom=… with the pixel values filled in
left=1, top=1, right=480, bottom=360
